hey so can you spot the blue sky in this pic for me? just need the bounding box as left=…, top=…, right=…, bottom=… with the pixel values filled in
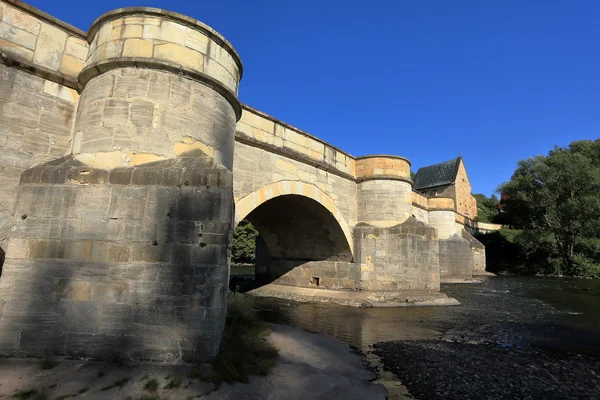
left=29, top=0, right=600, bottom=196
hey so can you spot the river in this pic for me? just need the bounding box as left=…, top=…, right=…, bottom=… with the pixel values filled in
left=251, top=276, right=600, bottom=399
left=254, top=276, right=600, bottom=355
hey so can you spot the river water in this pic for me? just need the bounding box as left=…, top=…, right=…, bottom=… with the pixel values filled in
left=254, top=276, right=600, bottom=357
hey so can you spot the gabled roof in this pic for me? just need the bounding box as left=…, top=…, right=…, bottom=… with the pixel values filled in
left=413, top=157, right=462, bottom=190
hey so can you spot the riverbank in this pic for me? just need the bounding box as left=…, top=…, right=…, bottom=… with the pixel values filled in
left=248, top=283, right=460, bottom=307
left=374, top=335, right=600, bottom=400
left=254, top=276, right=600, bottom=399
left=0, top=324, right=386, bottom=400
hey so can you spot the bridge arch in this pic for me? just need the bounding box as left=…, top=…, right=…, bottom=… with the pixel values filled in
left=234, top=180, right=354, bottom=256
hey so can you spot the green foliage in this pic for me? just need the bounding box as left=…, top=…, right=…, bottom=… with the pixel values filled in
left=11, top=390, right=45, bottom=400
left=39, top=356, right=55, bottom=370
left=495, top=139, right=600, bottom=276
left=210, top=292, right=278, bottom=383
left=143, top=378, right=159, bottom=393
left=231, top=220, right=259, bottom=264
left=163, top=376, right=181, bottom=390
left=473, top=193, right=500, bottom=223
left=100, top=377, right=131, bottom=391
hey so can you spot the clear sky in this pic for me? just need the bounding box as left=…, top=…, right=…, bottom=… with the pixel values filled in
left=29, top=0, right=600, bottom=196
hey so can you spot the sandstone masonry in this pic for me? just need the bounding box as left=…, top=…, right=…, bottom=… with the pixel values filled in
left=0, top=0, right=486, bottom=362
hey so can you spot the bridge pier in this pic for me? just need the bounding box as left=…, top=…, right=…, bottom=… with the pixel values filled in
left=0, top=8, right=242, bottom=362
left=354, top=156, right=441, bottom=291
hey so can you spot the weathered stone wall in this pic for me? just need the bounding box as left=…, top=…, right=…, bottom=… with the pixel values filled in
left=0, top=155, right=233, bottom=360
left=356, top=156, right=412, bottom=227
left=411, top=192, right=429, bottom=224
left=427, top=198, right=458, bottom=240
left=0, top=62, right=77, bottom=250
left=259, top=261, right=360, bottom=290
left=0, top=6, right=242, bottom=362
left=0, top=0, right=88, bottom=79
left=461, top=229, right=486, bottom=272
left=357, top=180, right=412, bottom=226
left=72, top=67, right=236, bottom=169
left=354, top=218, right=440, bottom=291
left=454, top=160, right=477, bottom=220
left=438, top=235, right=472, bottom=279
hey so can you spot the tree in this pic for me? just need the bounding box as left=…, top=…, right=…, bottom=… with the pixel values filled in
left=473, top=193, right=500, bottom=223
left=498, top=139, right=600, bottom=276
left=231, top=219, right=259, bottom=264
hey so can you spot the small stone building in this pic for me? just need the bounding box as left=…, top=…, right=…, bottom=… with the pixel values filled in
left=413, top=156, right=478, bottom=221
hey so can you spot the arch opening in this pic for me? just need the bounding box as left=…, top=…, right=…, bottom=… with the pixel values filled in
left=230, top=194, right=355, bottom=292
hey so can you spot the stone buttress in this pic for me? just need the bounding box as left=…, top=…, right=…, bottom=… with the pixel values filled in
left=427, top=198, right=473, bottom=280
left=354, top=156, right=440, bottom=291
left=0, top=7, right=242, bottom=362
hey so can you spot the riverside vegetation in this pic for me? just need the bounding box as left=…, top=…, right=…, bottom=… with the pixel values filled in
left=474, top=139, right=600, bottom=278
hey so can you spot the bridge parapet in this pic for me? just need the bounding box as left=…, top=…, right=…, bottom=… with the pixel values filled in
left=0, top=0, right=87, bottom=82
left=236, top=105, right=355, bottom=177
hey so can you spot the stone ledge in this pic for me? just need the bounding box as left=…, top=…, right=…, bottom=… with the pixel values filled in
left=357, top=175, right=414, bottom=185
left=79, top=57, right=242, bottom=120
left=247, top=284, right=460, bottom=307
left=2, top=0, right=86, bottom=39
left=19, top=152, right=233, bottom=188
left=86, top=6, right=243, bottom=79
left=355, top=154, right=412, bottom=165
left=241, top=104, right=355, bottom=161
left=0, top=52, right=80, bottom=90
left=235, top=131, right=356, bottom=182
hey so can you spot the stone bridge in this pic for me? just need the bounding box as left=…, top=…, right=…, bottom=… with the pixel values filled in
left=0, top=1, right=485, bottom=363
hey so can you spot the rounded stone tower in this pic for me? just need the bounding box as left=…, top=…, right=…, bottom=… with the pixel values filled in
left=355, top=155, right=413, bottom=226
left=1, top=8, right=242, bottom=362
left=354, top=155, right=440, bottom=291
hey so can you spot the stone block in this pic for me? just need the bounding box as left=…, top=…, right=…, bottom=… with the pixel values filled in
left=43, top=81, right=79, bottom=103
left=154, top=43, right=204, bottom=71
left=130, top=100, right=154, bottom=127
left=0, top=21, right=36, bottom=50
left=33, top=23, right=68, bottom=70
left=122, top=24, right=143, bottom=38
left=54, top=279, right=91, bottom=301
left=65, top=36, right=88, bottom=59
left=91, top=282, right=129, bottom=302
left=122, top=38, right=152, bottom=57
left=103, top=98, right=130, bottom=126
left=59, top=54, right=84, bottom=76
left=58, top=301, right=101, bottom=334
left=185, top=29, right=208, bottom=53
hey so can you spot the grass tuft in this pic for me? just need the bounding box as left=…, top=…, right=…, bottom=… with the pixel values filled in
left=163, top=375, right=181, bottom=389
left=11, top=389, right=47, bottom=400
left=143, top=378, right=159, bottom=393
left=39, top=357, right=55, bottom=370
left=100, top=377, right=131, bottom=391
left=208, top=292, right=279, bottom=384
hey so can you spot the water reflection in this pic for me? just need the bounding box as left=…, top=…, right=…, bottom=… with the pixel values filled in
left=258, top=300, right=442, bottom=350
left=255, top=276, right=600, bottom=355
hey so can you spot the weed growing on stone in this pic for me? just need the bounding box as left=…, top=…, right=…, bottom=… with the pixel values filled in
left=100, top=377, right=131, bottom=391
left=53, top=394, right=76, bottom=400
left=11, top=389, right=46, bottom=399
left=39, top=357, right=55, bottom=370
left=143, top=378, right=159, bottom=393
left=209, top=292, right=279, bottom=383
left=135, top=396, right=162, bottom=400
left=163, top=375, right=181, bottom=389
